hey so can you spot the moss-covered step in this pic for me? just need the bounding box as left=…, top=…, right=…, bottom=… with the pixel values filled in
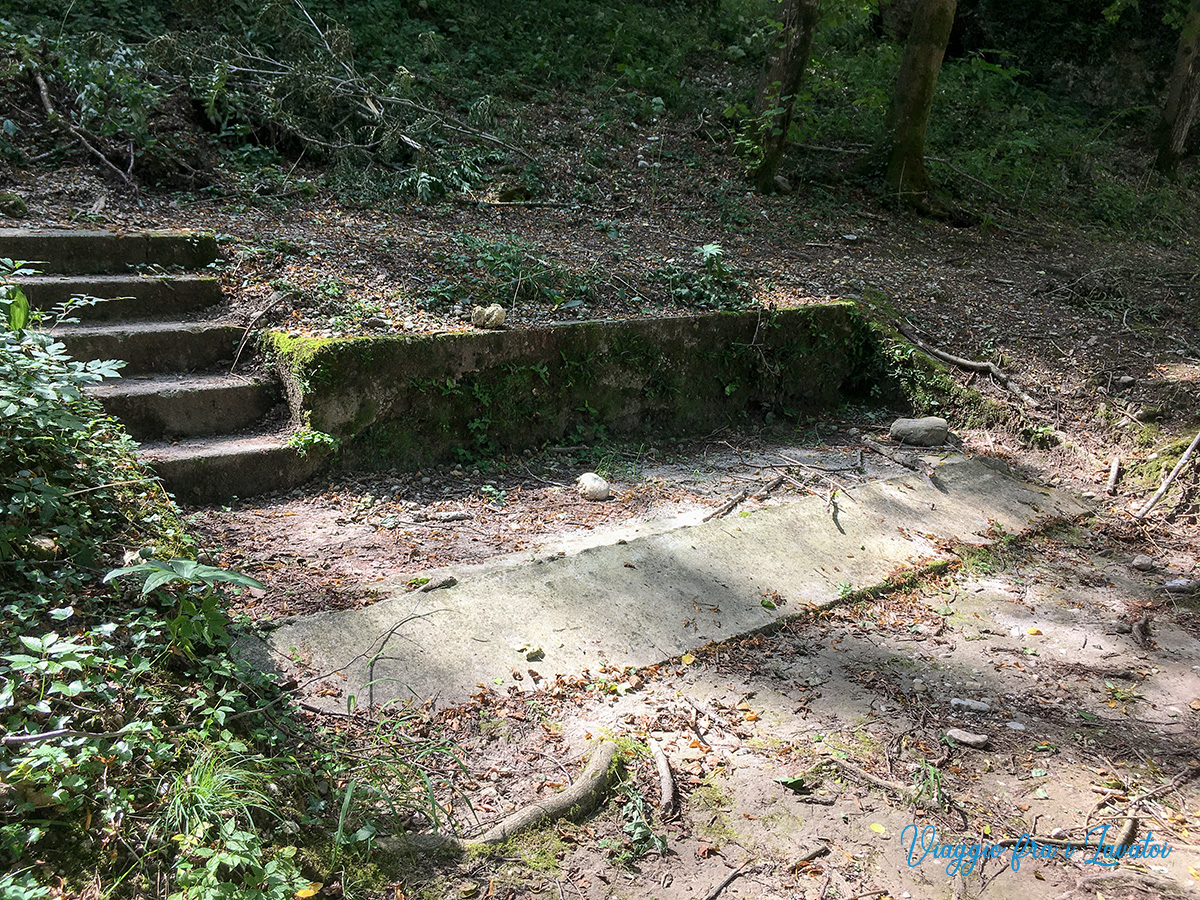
left=0, top=229, right=217, bottom=274
left=265, top=304, right=881, bottom=469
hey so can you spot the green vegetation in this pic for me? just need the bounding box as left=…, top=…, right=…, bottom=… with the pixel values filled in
left=0, top=262, right=455, bottom=898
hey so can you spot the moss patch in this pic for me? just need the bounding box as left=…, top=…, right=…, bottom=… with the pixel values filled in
left=268, top=305, right=884, bottom=470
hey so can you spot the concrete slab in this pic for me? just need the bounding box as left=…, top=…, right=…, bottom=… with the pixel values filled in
left=20, top=274, right=222, bottom=321
left=262, top=455, right=1085, bottom=710
left=141, top=433, right=327, bottom=505
left=0, top=228, right=217, bottom=274
left=51, top=321, right=241, bottom=374
left=90, top=373, right=281, bottom=440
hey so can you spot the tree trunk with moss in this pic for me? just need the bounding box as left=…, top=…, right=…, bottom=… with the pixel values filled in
left=1154, top=0, right=1200, bottom=176
left=882, top=0, right=957, bottom=208
left=752, top=0, right=821, bottom=193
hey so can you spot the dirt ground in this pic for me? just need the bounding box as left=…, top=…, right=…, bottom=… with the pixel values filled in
left=178, top=424, right=1200, bottom=900
left=8, top=106, right=1200, bottom=898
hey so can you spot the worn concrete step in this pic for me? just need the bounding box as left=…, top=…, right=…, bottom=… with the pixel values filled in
left=140, top=433, right=328, bottom=505
left=0, top=229, right=217, bottom=274
left=90, top=374, right=281, bottom=441
left=19, top=274, right=223, bottom=321
left=52, top=321, right=242, bottom=375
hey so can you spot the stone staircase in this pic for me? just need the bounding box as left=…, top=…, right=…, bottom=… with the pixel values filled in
left=3, top=228, right=324, bottom=505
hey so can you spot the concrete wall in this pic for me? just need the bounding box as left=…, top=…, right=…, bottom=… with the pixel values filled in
left=265, top=304, right=880, bottom=468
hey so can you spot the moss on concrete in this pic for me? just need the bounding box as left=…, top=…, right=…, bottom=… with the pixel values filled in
left=267, top=305, right=884, bottom=470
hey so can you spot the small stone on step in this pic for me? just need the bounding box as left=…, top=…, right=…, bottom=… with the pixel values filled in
left=911, top=678, right=929, bottom=694
left=946, top=728, right=989, bottom=749
left=1005, top=721, right=1027, bottom=731
left=1132, top=554, right=1155, bottom=571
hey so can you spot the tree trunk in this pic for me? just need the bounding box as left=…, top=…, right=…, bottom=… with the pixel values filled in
left=883, top=0, right=957, bottom=207
left=752, top=0, right=821, bottom=193
left=1154, top=0, right=1200, bottom=176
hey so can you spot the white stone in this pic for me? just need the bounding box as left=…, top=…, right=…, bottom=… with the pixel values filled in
left=950, top=697, right=991, bottom=713
left=1005, top=721, right=1027, bottom=731
left=471, top=304, right=506, bottom=328
left=1132, top=555, right=1154, bottom=571
left=946, top=728, right=989, bottom=748
left=576, top=472, right=610, bottom=501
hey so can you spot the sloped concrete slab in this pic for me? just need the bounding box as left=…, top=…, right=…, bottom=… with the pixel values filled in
left=52, top=321, right=241, bottom=374
left=142, top=434, right=326, bottom=505
left=0, top=228, right=217, bottom=274
left=91, top=374, right=280, bottom=440
left=263, top=456, right=1085, bottom=710
left=20, top=274, right=222, bottom=321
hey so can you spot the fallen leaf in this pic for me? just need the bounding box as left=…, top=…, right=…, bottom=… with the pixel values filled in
left=870, top=823, right=886, bottom=834
left=295, top=884, right=322, bottom=899
left=681, top=653, right=695, bottom=665
left=1027, top=627, right=1043, bottom=635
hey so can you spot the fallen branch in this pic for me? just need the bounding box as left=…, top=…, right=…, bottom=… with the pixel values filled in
left=1132, top=428, right=1200, bottom=520
left=28, top=64, right=134, bottom=188
left=404, top=741, right=620, bottom=853
left=648, top=737, right=677, bottom=820
left=862, top=437, right=936, bottom=488
left=1105, top=455, right=1121, bottom=495
left=231, top=292, right=292, bottom=374
left=752, top=474, right=785, bottom=500
left=821, top=754, right=941, bottom=812
left=895, top=321, right=1039, bottom=409
left=699, top=862, right=766, bottom=900
left=703, top=488, right=748, bottom=522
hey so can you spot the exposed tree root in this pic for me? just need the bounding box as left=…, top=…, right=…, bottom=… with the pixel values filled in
left=821, top=754, right=942, bottom=812
left=895, top=320, right=1040, bottom=408
left=401, top=741, right=620, bottom=854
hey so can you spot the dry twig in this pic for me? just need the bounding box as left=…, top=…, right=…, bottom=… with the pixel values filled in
left=1133, top=428, right=1200, bottom=519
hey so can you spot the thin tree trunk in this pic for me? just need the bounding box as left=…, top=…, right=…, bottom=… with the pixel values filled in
left=1154, top=0, right=1200, bottom=176
left=883, top=0, right=957, bottom=207
left=752, top=0, right=821, bottom=193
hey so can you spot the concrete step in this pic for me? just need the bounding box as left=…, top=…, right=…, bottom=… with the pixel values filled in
left=90, top=374, right=282, bottom=441
left=0, top=228, right=217, bottom=274
left=52, top=321, right=242, bottom=375
left=19, top=274, right=223, bottom=322
left=141, top=433, right=328, bottom=505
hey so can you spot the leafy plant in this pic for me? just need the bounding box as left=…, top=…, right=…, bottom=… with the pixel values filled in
left=103, top=557, right=264, bottom=657
left=287, top=426, right=340, bottom=457
left=651, top=243, right=750, bottom=310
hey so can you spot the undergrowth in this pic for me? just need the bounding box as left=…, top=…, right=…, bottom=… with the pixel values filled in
left=0, top=261, right=459, bottom=897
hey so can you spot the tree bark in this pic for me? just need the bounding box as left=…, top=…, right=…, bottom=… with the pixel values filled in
left=1154, top=0, right=1200, bottom=176
left=752, top=0, right=821, bottom=192
left=882, top=0, right=957, bottom=207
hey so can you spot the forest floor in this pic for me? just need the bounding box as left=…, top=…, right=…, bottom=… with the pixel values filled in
left=8, top=98, right=1200, bottom=898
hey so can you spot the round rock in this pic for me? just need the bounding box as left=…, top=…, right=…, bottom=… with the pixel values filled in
left=576, top=472, right=610, bottom=501
left=1132, top=554, right=1155, bottom=571
left=889, top=416, right=949, bottom=447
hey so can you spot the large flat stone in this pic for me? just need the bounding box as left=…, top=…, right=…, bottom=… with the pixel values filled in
left=0, top=229, right=217, bottom=274
left=261, top=456, right=1085, bottom=710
